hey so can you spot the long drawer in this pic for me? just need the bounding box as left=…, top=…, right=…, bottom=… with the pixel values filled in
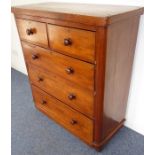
left=22, top=42, right=94, bottom=91
left=28, top=65, right=94, bottom=118
left=32, top=85, right=93, bottom=144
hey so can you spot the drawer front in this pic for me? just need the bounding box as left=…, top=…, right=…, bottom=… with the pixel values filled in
left=28, top=65, right=94, bottom=118
left=22, top=42, right=94, bottom=91
left=48, top=25, right=95, bottom=63
left=32, top=85, right=93, bottom=144
left=16, top=19, right=48, bottom=47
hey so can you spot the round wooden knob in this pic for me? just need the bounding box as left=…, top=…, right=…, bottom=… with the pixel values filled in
left=70, top=119, right=77, bottom=125
left=68, top=94, right=76, bottom=100
left=32, top=54, right=38, bottom=60
left=65, top=67, right=74, bottom=74
left=38, top=77, right=43, bottom=82
left=26, top=28, right=34, bottom=35
left=64, top=38, right=72, bottom=46
left=41, top=100, right=47, bottom=105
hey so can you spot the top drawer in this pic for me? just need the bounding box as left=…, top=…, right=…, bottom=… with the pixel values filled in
left=16, top=19, right=48, bottom=48
left=48, top=25, right=95, bottom=63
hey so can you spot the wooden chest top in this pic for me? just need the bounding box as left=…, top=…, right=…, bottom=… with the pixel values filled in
left=12, top=2, right=143, bottom=26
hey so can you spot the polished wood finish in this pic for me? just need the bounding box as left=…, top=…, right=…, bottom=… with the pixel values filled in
left=12, top=3, right=143, bottom=26
left=28, top=65, right=94, bottom=118
left=93, top=119, right=125, bottom=151
left=93, top=15, right=141, bottom=150
left=48, top=24, right=95, bottom=63
left=12, top=3, right=143, bottom=151
left=16, top=19, right=48, bottom=48
left=32, top=85, right=93, bottom=144
left=94, top=27, right=107, bottom=143
left=102, top=16, right=140, bottom=137
left=22, top=42, right=94, bottom=91
left=14, top=14, right=97, bottom=31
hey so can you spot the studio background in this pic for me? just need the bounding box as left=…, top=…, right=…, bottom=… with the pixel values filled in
left=11, top=0, right=144, bottom=135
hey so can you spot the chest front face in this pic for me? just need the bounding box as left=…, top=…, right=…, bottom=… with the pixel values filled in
left=16, top=17, right=96, bottom=145
left=12, top=3, right=143, bottom=151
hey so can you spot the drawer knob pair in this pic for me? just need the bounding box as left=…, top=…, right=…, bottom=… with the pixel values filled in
left=70, top=119, right=77, bottom=125
left=65, top=67, right=74, bottom=74
left=26, top=28, right=35, bottom=36
left=68, top=94, right=76, bottom=100
left=64, top=38, right=72, bottom=46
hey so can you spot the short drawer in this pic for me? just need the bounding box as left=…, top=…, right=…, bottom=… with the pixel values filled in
left=28, top=65, right=94, bottom=118
left=22, top=42, right=94, bottom=91
left=32, top=85, right=93, bottom=144
left=16, top=19, right=48, bottom=48
left=48, top=25, right=95, bottom=63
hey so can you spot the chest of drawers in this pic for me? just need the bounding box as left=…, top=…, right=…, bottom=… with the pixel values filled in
left=12, top=3, right=143, bottom=151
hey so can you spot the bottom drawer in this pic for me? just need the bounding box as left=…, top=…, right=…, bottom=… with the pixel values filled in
left=32, top=85, right=93, bottom=144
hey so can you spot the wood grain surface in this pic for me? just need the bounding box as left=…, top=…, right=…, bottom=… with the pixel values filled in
left=22, top=42, right=94, bottom=91
left=12, top=3, right=144, bottom=150
left=32, top=85, right=93, bottom=144
left=48, top=24, right=95, bottom=63
left=28, top=65, right=94, bottom=118
left=16, top=19, right=48, bottom=48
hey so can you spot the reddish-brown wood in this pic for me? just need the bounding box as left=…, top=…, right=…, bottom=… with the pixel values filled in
left=93, top=15, right=141, bottom=150
left=12, top=2, right=143, bottom=151
left=16, top=19, right=48, bottom=48
left=93, top=119, right=125, bottom=151
left=28, top=65, right=94, bottom=118
left=102, top=16, right=141, bottom=138
left=48, top=24, right=95, bottom=63
left=94, top=27, right=107, bottom=144
left=22, top=41, right=94, bottom=91
left=12, top=3, right=143, bottom=26
left=15, top=14, right=97, bottom=31
left=32, top=85, right=93, bottom=144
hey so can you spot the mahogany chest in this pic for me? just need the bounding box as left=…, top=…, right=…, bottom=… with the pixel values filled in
left=12, top=3, right=143, bottom=151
